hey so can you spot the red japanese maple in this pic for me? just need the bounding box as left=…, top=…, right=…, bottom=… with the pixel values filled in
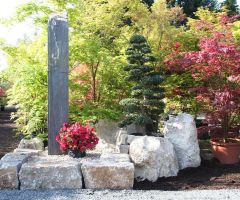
left=167, top=32, right=240, bottom=136
left=0, top=87, right=5, bottom=96
left=56, top=122, right=99, bottom=152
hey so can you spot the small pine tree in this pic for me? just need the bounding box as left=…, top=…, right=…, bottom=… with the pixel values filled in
left=222, top=0, right=239, bottom=16
left=167, top=0, right=218, bottom=18
left=120, top=35, right=165, bottom=134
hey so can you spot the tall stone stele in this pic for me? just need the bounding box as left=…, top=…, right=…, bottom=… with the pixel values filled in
left=48, top=13, right=69, bottom=155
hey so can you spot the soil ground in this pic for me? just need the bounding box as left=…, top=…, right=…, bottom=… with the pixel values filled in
left=0, top=106, right=21, bottom=159
left=1, top=107, right=240, bottom=191
left=134, top=160, right=240, bottom=190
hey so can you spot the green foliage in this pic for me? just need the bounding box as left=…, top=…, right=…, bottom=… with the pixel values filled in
left=2, top=35, right=48, bottom=138
left=120, top=35, right=165, bottom=134
left=2, top=0, right=238, bottom=139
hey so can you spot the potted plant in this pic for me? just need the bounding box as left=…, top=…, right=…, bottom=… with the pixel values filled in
left=207, top=87, right=240, bottom=164
left=56, top=122, right=99, bottom=158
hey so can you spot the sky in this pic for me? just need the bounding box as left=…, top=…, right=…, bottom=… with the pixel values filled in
left=0, top=0, right=240, bottom=71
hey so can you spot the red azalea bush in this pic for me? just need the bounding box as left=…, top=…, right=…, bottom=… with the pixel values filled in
left=56, top=122, right=99, bottom=152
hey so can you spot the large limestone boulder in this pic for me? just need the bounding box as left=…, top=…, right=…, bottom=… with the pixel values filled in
left=0, top=152, right=32, bottom=189
left=129, top=136, right=179, bottom=182
left=81, top=154, right=134, bottom=189
left=164, top=113, right=201, bottom=169
left=18, top=138, right=44, bottom=151
left=19, top=156, right=82, bottom=189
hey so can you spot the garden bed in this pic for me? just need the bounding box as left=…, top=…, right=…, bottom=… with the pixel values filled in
left=134, top=160, right=240, bottom=190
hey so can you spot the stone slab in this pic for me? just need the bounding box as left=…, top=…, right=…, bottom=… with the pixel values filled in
left=100, top=153, right=130, bottom=162
left=117, top=145, right=129, bottom=154
left=0, top=152, right=31, bottom=189
left=13, top=148, right=42, bottom=155
left=81, top=158, right=134, bottom=189
left=19, top=156, right=82, bottom=190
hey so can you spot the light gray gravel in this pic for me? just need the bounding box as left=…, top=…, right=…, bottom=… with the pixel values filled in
left=0, top=189, right=240, bottom=200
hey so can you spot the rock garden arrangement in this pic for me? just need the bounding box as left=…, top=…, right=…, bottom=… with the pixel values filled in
left=0, top=0, right=240, bottom=193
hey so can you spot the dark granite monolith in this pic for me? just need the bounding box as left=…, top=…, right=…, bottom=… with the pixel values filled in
left=48, top=13, right=68, bottom=155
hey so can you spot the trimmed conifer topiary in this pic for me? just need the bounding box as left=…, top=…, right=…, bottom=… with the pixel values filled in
left=119, top=34, right=165, bottom=134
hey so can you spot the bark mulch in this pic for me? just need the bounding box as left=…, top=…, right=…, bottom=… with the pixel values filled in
left=134, top=160, right=240, bottom=190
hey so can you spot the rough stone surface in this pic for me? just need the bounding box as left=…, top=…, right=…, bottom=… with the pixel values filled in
left=18, top=138, right=44, bottom=151
left=116, top=132, right=128, bottom=146
left=91, top=139, right=118, bottom=154
left=127, top=135, right=143, bottom=145
left=117, top=145, right=129, bottom=154
left=126, top=124, right=146, bottom=135
left=19, top=156, right=82, bottom=190
left=95, top=120, right=120, bottom=145
left=81, top=155, right=134, bottom=189
left=0, top=153, right=31, bottom=189
left=13, top=148, right=42, bottom=155
left=129, top=136, right=179, bottom=182
left=100, top=153, right=131, bottom=163
left=200, top=149, right=214, bottom=161
left=164, top=113, right=201, bottom=170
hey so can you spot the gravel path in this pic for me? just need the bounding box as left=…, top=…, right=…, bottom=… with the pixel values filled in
left=0, top=189, right=240, bottom=200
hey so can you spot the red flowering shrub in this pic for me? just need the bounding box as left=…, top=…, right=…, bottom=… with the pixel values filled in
left=56, top=122, right=99, bottom=152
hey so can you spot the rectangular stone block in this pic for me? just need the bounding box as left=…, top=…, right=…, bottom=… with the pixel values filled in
left=81, top=159, right=134, bottom=189
left=116, top=145, right=129, bottom=154
left=0, top=153, right=31, bottom=189
left=116, top=134, right=128, bottom=145
left=19, top=156, right=82, bottom=189
left=13, top=148, right=42, bottom=156
left=100, top=153, right=130, bottom=162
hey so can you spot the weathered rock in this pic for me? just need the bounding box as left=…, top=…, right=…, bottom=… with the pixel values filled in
left=13, top=148, right=42, bottom=155
left=0, top=152, right=31, bottom=189
left=116, top=145, right=129, bottom=154
left=18, top=138, right=44, bottom=151
left=19, top=156, right=82, bottom=189
left=100, top=153, right=131, bottom=162
left=126, top=124, right=146, bottom=135
left=91, top=139, right=118, bottom=154
left=129, top=136, right=179, bottom=182
left=81, top=157, right=134, bottom=189
left=127, top=135, right=143, bottom=145
left=95, top=120, right=120, bottom=145
left=201, top=149, right=214, bottom=161
left=116, top=131, right=128, bottom=145
left=164, top=113, right=201, bottom=170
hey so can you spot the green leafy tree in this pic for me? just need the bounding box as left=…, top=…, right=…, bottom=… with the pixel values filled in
left=2, top=35, right=48, bottom=140
left=120, top=35, right=165, bottom=134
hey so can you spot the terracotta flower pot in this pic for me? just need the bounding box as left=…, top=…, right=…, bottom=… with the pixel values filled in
left=211, top=138, right=240, bottom=164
